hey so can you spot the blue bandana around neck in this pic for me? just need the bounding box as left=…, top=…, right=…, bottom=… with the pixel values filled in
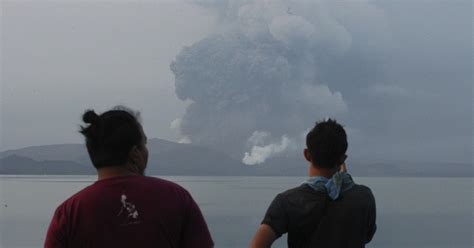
left=304, top=171, right=355, bottom=200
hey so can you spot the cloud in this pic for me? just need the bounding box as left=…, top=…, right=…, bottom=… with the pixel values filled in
left=178, top=136, right=192, bottom=144
left=242, top=133, right=291, bottom=165
left=246, top=130, right=271, bottom=146
left=171, top=0, right=390, bottom=156
left=170, top=118, right=182, bottom=130
left=300, top=84, right=347, bottom=113
left=368, top=84, right=410, bottom=98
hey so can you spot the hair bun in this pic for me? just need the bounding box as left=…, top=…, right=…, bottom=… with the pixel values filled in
left=83, top=110, right=99, bottom=124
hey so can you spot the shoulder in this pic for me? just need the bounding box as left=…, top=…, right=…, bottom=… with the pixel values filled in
left=139, top=176, right=189, bottom=194
left=280, top=184, right=314, bottom=197
left=51, top=185, right=93, bottom=218
left=351, top=184, right=375, bottom=197
left=137, top=176, right=195, bottom=204
left=276, top=184, right=325, bottom=206
left=346, top=184, right=376, bottom=206
left=60, top=183, right=95, bottom=205
left=280, top=184, right=325, bottom=198
left=139, top=176, right=185, bottom=188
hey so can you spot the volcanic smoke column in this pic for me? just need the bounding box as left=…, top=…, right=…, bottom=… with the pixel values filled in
left=170, top=0, right=390, bottom=162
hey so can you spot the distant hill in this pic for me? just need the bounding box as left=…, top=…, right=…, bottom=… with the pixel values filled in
left=0, top=155, right=94, bottom=175
left=0, top=139, right=472, bottom=177
left=0, top=143, right=89, bottom=162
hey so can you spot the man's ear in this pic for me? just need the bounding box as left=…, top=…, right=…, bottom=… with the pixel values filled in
left=129, top=145, right=140, bottom=162
left=304, top=148, right=312, bottom=162
left=342, top=154, right=348, bottom=163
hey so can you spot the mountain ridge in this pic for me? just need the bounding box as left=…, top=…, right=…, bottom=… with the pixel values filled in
left=1, top=139, right=472, bottom=177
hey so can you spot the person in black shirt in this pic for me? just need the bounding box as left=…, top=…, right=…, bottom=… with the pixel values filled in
left=250, top=119, right=376, bottom=248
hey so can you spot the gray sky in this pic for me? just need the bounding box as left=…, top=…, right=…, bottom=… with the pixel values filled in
left=1, top=0, right=216, bottom=149
left=1, top=0, right=472, bottom=164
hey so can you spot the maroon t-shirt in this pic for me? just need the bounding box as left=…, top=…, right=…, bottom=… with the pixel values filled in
left=45, top=175, right=214, bottom=248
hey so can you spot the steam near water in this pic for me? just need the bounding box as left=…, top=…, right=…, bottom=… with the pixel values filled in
left=171, top=0, right=390, bottom=161
left=242, top=131, right=292, bottom=165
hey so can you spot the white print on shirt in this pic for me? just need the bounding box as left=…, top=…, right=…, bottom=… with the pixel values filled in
left=117, top=194, right=140, bottom=225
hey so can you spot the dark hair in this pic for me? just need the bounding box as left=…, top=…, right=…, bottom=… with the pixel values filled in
left=306, top=119, right=348, bottom=169
left=80, top=106, right=145, bottom=168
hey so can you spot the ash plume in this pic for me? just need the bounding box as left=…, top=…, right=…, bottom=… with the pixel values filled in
left=171, top=0, right=390, bottom=158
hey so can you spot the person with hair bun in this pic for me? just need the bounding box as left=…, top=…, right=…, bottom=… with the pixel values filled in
left=45, top=106, right=214, bottom=248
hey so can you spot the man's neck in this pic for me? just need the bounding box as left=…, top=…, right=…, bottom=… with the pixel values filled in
left=97, top=166, right=136, bottom=181
left=308, top=164, right=338, bottom=178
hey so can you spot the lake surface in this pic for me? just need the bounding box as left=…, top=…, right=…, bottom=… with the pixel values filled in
left=0, top=176, right=472, bottom=248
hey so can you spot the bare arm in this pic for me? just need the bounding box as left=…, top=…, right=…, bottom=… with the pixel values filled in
left=249, top=224, right=278, bottom=248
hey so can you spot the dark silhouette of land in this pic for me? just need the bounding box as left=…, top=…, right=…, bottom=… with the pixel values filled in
left=0, top=139, right=472, bottom=177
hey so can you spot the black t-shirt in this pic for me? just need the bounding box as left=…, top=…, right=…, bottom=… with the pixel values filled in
left=262, top=183, right=376, bottom=248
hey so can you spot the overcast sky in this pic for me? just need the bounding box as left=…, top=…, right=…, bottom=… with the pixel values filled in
left=1, top=0, right=472, bottom=164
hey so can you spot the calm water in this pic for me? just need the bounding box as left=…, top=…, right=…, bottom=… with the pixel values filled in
left=0, top=176, right=472, bottom=248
